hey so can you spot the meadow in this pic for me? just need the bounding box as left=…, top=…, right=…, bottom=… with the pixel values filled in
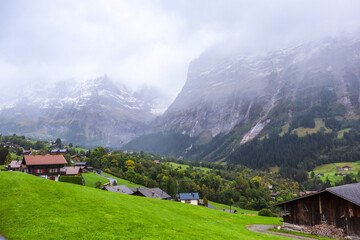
left=102, top=171, right=143, bottom=188
left=167, top=162, right=212, bottom=173
left=0, top=171, right=285, bottom=240
left=82, top=172, right=109, bottom=187
left=310, top=161, right=360, bottom=185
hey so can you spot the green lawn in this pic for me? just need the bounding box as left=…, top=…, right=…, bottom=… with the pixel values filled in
left=0, top=172, right=286, bottom=240
left=0, top=165, right=6, bottom=171
left=309, top=161, right=360, bottom=185
left=102, top=172, right=143, bottom=188
left=82, top=172, right=109, bottom=188
left=167, top=162, right=212, bottom=173
left=73, top=147, right=87, bottom=153
left=207, top=200, right=258, bottom=215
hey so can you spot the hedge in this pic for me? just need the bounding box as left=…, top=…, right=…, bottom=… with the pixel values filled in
left=258, top=208, right=275, bottom=217
left=59, top=175, right=83, bottom=185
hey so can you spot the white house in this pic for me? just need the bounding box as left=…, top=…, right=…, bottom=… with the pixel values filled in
left=179, top=193, right=200, bottom=205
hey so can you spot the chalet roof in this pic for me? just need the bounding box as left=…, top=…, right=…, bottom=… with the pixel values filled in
left=75, top=162, right=87, bottom=166
left=51, top=149, right=59, bottom=153
left=23, top=155, right=67, bottom=166
left=105, top=185, right=134, bottom=194
left=326, top=182, right=360, bottom=207
left=59, top=149, right=68, bottom=153
left=134, top=188, right=171, bottom=199
left=179, top=193, right=200, bottom=200
left=273, top=182, right=360, bottom=207
left=61, top=166, right=81, bottom=175
left=8, top=160, right=21, bottom=168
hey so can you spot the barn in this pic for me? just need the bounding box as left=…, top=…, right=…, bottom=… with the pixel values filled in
left=274, top=182, right=360, bottom=237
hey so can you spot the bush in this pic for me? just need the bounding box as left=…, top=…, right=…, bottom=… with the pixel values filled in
left=258, top=208, right=275, bottom=217
left=59, top=175, right=83, bottom=185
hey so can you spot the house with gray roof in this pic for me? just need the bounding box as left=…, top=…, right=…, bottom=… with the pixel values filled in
left=273, top=182, right=360, bottom=238
left=105, top=185, right=134, bottom=195
left=179, top=193, right=200, bottom=205
left=132, top=187, right=171, bottom=200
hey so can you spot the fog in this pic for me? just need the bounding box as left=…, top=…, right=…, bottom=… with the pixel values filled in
left=0, top=0, right=360, bottom=101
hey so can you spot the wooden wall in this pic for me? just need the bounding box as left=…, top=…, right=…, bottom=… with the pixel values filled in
left=281, top=192, right=360, bottom=237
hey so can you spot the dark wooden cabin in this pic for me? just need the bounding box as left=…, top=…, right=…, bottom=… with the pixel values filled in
left=21, top=155, right=67, bottom=181
left=274, top=183, right=360, bottom=237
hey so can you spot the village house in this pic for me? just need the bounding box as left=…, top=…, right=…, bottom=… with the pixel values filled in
left=131, top=187, right=171, bottom=200
left=60, top=166, right=82, bottom=176
left=274, top=182, right=360, bottom=238
left=74, top=162, right=93, bottom=173
left=179, top=193, right=200, bottom=205
left=7, top=160, right=21, bottom=171
left=21, top=155, right=67, bottom=181
left=105, top=185, right=134, bottom=194
left=51, top=148, right=69, bottom=155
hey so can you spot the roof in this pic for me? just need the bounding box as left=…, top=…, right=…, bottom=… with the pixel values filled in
left=59, top=149, right=68, bottom=153
left=326, top=182, right=360, bottom=207
left=8, top=160, right=21, bottom=168
left=179, top=193, right=200, bottom=200
left=105, top=185, right=134, bottom=194
left=75, top=162, right=87, bottom=166
left=273, top=182, right=360, bottom=207
left=24, top=155, right=67, bottom=166
left=61, top=166, right=81, bottom=175
left=133, top=188, right=171, bottom=199
left=51, top=149, right=59, bottom=153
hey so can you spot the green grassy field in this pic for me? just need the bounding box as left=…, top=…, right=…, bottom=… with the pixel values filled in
left=73, top=147, right=87, bottom=153
left=0, top=172, right=286, bottom=240
left=310, top=161, right=360, bottom=185
left=207, top=200, right=258, bottom=215
left=337, top=128, right=351, bottom=138
left=82, top=172, right=109, bottom=187
left=291, top=118, right=332, bottom=137
left=167, top=162, right=212, bottom=173
left=102, top=172, right=143, bottom=188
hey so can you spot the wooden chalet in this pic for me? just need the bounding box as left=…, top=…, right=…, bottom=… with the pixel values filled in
left=274, top=183, right=360, bottom=238
left=51, top=148, right=69, bottom=155
left=21, top=155, right=67, bottom=181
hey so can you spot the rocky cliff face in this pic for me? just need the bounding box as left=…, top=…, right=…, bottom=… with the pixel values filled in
left=0, top=76, right=167, bottom=147
left=154, top=35, right=360, bottom=145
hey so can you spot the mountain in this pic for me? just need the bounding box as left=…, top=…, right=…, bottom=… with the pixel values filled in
left=0, top=76, right=168, bottom=147
left=125, top=35, right=360, bottom=161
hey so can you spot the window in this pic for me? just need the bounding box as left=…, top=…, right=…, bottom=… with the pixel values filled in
left=49, top=168, right=58, bottom=173
left=36, top=169, right=45, bottom=174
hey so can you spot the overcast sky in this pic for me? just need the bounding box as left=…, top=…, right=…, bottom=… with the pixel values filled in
left=0, top=0, right=360, bottom=100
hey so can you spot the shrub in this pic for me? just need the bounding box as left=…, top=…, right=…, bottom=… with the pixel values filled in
left=95, top=180, right=102, bottom=189
left=258, top=208, right=275, bottom=217
left=59, top=175, right=83, bottom=185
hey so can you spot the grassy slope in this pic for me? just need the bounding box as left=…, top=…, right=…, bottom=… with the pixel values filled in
left=207, top=200, right=258, bottom=215
left=82, top=172, right=109, bottom=187
left=102, top=172, right=143, bottom=188
left=309, top=161, right=360, bottom=185
left=10, top=153, right=23, bottom=161
left=291, top=118, right=332, bottom=137
left=167, top=162, right=212, bottom=173
left=0, top=172, right=286, bottom=240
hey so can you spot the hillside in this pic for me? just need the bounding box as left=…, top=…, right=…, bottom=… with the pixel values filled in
left=0, top=172, right=284, bottom=240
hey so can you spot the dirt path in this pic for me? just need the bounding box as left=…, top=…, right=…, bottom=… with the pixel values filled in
left=247, top=225, right=316, bottom=240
